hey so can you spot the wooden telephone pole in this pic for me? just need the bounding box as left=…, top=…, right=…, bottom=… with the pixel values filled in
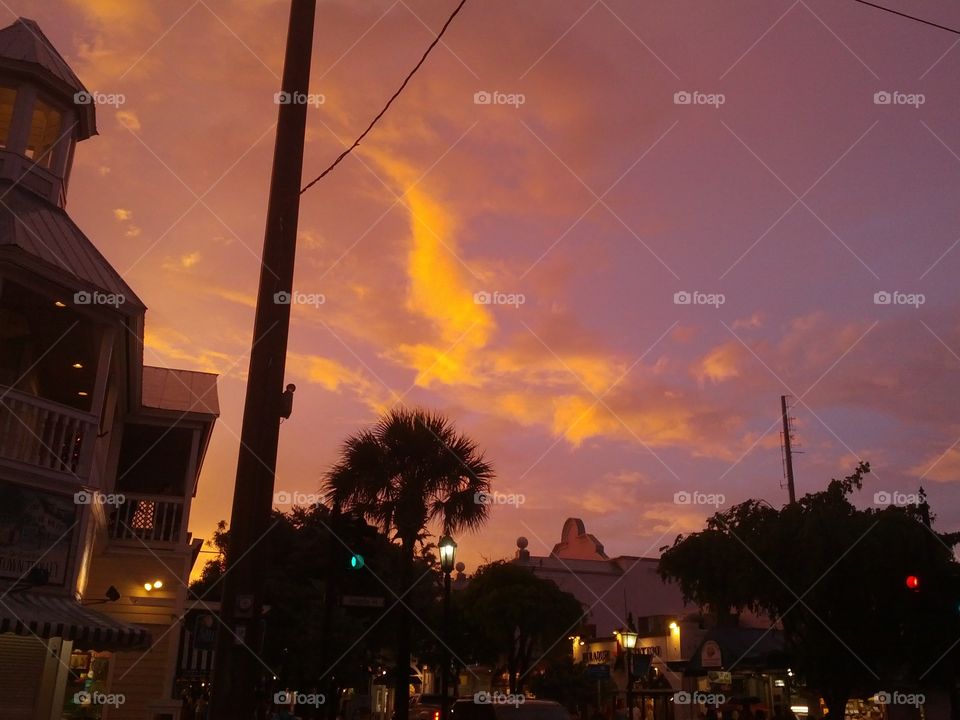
left=780, top=395, right=797, bottom=505
left=210, top=1, right=316, bottom=717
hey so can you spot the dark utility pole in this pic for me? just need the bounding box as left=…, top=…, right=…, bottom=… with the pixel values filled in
left=781, top=395, right=796, bottom=505
left=440, top=571, right=452, bottom=720
left=210, top=1, right=316, bottom=717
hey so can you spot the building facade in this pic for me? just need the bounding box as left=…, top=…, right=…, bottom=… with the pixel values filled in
left=0, top=18, right=218, bottom=720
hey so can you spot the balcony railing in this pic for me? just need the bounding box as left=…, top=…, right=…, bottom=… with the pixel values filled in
left=0, top=387, right=96, bottom=477
left=108, top=493, right=185, bottom=545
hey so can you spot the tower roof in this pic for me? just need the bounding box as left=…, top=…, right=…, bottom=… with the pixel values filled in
left=0, top=180, right=143, bottom=312
left=0, top=18, right=96, bottom=139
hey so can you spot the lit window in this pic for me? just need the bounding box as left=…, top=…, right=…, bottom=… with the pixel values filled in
left=26, top=98, right=62, bottom=168
left=0, top=87, right=16, bottom=149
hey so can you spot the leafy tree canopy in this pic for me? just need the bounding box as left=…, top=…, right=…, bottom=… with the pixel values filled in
left=658, top=462, right=960, bottom=718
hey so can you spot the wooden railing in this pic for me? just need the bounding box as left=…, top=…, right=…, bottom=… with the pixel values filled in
left=0, top=386, right=96, bottom=477
left=108, top=493, right=185, bottom=544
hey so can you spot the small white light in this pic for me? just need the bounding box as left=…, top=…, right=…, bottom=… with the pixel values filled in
left=144, top=582, right=153, bottom=591
left=153, top=580, right=163, bottom=589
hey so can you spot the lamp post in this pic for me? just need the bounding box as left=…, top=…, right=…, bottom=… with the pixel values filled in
left=620, top=629, right=638, bottom=720
left=439, top=535, right=458, bottom=720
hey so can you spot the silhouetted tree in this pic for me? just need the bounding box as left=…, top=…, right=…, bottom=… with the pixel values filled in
left=323, top=408, right=494, bottom=720
left=659, top=462, right=960, bottom=718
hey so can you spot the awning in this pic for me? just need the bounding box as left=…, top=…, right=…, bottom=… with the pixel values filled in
left=0, top=592, right=151, bottom=650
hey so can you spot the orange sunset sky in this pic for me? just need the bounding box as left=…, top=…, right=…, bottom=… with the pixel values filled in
left=13, top=0, right=960, bottom=573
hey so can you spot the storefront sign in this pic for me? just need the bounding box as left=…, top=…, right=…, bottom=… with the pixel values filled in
left=585, top=648, right=612, bottom=663
left=701, top=640, right=723, bottom=668
left=0, top=482, right=76, bottom=585
left=581, top=639, right=617, bottom=666
left=708, top=671, right=732, bottom=684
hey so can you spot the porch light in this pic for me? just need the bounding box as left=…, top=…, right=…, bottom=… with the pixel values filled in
left=77, top=391, right=88, bottom=397
left=669, top=621, right=679, bottom=631
left=72, top=362, right=83, bottom=369
left=144, top=580, right=164, bottom=591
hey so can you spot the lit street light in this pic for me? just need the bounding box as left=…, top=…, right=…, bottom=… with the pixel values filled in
left=439, top=535, right=458, bottom=720
left=620, top=628, right=638, bottom=720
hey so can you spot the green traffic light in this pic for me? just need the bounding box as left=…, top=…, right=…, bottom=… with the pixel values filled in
left=350, top=554, right=365, bottom=570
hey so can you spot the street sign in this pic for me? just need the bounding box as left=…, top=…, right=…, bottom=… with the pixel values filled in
left=586, top=664, right=611, bottom=679
left=708, top=671, right=732, bottom=684
left=340, top=595, right=386, bottom=608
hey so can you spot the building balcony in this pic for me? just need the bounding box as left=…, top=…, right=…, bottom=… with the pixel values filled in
left=108, top=493, right=185, bottom=546
left=0, top=385, right=96, bottom=478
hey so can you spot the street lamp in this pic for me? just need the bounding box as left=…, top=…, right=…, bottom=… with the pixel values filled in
left=439, top=535, right=457, bottom=574
left=620, top=629, right=639, bottom=720
left=439, top=535, right=458, bottom=720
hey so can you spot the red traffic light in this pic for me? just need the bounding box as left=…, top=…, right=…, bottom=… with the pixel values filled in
left=906, top=575, right=920, bottom=591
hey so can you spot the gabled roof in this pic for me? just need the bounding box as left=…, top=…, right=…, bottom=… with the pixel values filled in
left=0, top=180, right=143, bottom=311
left=141, top=366, right=220, bottom=416
left=0, top=18, right=96, bottom=139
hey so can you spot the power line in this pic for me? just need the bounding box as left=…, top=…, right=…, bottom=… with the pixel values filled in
left=300, top=0, right=469, bottom=195
left=850, top=0, right=960, bottom=35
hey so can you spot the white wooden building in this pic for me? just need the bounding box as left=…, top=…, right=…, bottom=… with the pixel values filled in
left=0, top=17, right=219, bottom=720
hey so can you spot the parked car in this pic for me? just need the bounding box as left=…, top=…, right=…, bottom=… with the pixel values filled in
left=411, top=694, right=446, bottom=720
left=451, top=698, right=572, bottom=720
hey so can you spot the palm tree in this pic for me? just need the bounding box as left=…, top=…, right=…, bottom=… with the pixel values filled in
left=323, top=407, right=494, bottom=720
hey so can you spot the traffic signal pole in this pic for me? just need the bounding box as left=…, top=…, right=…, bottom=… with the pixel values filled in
left=210, top=1, right=316, bottom=717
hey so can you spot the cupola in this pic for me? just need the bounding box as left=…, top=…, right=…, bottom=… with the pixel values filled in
left=0, top=17, right=96, bottom=207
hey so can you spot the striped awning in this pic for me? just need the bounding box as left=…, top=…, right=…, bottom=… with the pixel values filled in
left=0, top=592, right=151, bottom=650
